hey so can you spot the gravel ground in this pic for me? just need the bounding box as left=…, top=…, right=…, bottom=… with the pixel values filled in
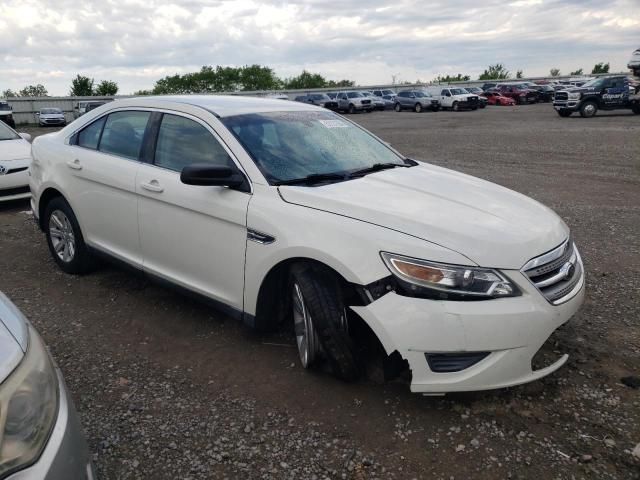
left=1, top=104, right=639, bottom=479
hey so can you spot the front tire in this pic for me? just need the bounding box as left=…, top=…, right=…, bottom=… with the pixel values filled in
left=348, top=104, right=355, bottom=114
left=44, top=197, right=97, bottom=274
left=414, top=103, right=422, bottom=113
left=452, top=101, right=459, bottom=111
left=394, top=103, right=401, bottom=112
left=289, top=263, right=359, bottom=381
left=579, top=101, right=598, bottom=118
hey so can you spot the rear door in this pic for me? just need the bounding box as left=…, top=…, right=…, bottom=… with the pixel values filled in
left=136, top=111, right=250, bottom=310
left=66, top=110, right=151, bottom=265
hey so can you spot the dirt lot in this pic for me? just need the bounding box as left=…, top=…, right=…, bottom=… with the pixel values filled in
left=1, top=105, right=639, bottom=479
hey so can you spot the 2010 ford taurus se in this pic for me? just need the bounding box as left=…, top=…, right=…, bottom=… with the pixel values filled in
left=29, top=96, right=585, bottom=393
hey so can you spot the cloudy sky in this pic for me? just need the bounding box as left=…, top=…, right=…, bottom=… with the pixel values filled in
left=1, top=0, right=639, bottom=95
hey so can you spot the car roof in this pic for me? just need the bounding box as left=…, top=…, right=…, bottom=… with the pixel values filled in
left=110, top=95, right=320, bottom=118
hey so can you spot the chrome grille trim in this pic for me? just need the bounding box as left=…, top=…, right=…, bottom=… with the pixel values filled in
left=522, top=239, right=584, bottom=304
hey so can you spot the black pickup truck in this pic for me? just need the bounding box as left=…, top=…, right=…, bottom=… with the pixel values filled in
left=553, top=75, right=640, bottom=117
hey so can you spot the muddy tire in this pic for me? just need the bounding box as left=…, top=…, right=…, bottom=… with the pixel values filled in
left=289, top=263, right=359, bottom=381
left=44, top=196, right=97, bottom=274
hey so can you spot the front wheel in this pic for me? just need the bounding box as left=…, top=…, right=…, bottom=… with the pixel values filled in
left=452, top=101, right=459, bottom=111
left=289, top=263, right=359, bottom=381
left=394, top=103, right=401, bottom=112
left=44, top=197, right=97, bottom=274
left=414, top=103, right=422, bottom=113
left=579, top=101, right=598, bottom=118
left=348, top=104, right=355, bottom=114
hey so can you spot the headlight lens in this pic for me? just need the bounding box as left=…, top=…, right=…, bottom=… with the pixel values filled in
left=0, top=327, right=58, bottom=478
left=381, top=252, right=519, bottom=300
left=568, top=92, right=581, bottom=99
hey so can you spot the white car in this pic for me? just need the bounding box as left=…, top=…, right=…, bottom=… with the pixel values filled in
left=29, top=96, right=585, bottom=393
left=425, top=86, right=480, bottom=111
left=0, top=292, right=95, bottom=479
left=37, top=108, right=67, bottom=127
left=0, top=122, right=32, bottom=202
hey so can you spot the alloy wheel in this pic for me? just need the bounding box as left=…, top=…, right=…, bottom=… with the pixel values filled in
left=292, top=283, right=320, bottom=368
left=49, top=210, right=76, bottom=263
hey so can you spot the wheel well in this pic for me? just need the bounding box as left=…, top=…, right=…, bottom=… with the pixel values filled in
left=253, top=258, right=362, bottom=331
left=37, top=188, right=65, bottom=231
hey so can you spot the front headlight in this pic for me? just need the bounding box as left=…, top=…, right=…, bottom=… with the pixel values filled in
left=381, top=252, right=520, bottom=300
left=568, top=92, right=581, bottom=99
left=0, top=327, right=58, bottom=478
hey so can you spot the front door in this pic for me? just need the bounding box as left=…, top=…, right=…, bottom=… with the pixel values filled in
left=137, top=112, right=250, bottom=310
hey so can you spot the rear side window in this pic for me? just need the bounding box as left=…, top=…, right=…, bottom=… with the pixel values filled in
left=77, top=116, right=106, bottom=149
left=154, top=114, right=233, bottom=172
left=99, top=111, right=150, bottom=160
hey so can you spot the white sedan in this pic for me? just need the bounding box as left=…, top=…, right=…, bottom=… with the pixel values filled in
left=29, top=96, right=584, bottom=393
left=0, top=122, right=32, bottom=202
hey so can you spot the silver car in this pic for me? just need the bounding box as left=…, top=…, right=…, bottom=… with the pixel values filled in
left=0, top=292, right=95, bottom=479
left=36, top=108, right=67, bottom=127
left=335, top=91, right=373, bottom=113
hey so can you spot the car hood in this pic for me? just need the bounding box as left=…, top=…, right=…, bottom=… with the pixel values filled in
left=0, top=138, right=31, bottom=161
left=0, top=293, right=28, bottom=384
left=279, top=163, right=568, bottom=269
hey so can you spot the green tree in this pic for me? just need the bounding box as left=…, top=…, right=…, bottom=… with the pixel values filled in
left=433, top=73, right=471, bottom=83
left=239, top=65, right=281, bottom=91
left=570, top=68, right=583, bottom=75
left=550, top=68, right=561, bottom=77
left=516, top=70, right=523, bottom=79
left=94, top=80, right=119, bottom=96
left=70, top=75, right=94, bottom=96
left=133, top=89, right=153, bottom=96
left=478, top=64, right=511, bottom=80
left=326, top=79, right=355, bottom=88
left=283, top=70, right=327, bottom=89
left=18, top=84, right=48, bottom=97
left=2, top=89, right=17, bottom=98
left=591, top=62, right=610, bottom=74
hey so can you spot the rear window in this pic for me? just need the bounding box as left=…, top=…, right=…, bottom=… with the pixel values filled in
left=98, top=111, right=150, bottom=160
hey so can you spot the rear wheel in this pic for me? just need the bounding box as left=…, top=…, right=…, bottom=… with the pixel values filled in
left=289, top=263, right=359, bottom=381
left=414, top=103, right=422, bottom=113
left=452, top=101, right=459, bottom=111
left=44, top=197, right=97, bottom=274
left=579, top=101, right=598, bottom=118
left=348, top=104, right=355, bottom=114
left=394, top=103, right=401, bottom=112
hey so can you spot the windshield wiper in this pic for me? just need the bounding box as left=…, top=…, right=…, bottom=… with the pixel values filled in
left=274, top=172, right=347, bottom=186
left=348, top=162, right=408, bottom=178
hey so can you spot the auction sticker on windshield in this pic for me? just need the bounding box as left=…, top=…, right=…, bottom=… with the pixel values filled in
left=318, top=119, right=349, bottom=128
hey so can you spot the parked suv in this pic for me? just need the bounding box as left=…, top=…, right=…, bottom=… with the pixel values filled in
left=30, top=96, right=584, bottom=394
left=553, top=75, right=640, bottom=117
left=0, top=101, right=15, bottom=128
left=394, top=90, right=440, bottom=112
left=294, top=93, right=339, bottom=111
left=425, top=87, right=479, bottom=111
left=335, top=91, right=373, bottom=113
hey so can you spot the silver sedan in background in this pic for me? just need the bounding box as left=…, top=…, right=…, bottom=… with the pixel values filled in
left=0, top=292, right=95, bottom=479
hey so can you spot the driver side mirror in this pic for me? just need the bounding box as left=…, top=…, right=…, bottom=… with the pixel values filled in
left=180, top=164, right=247, bottom=191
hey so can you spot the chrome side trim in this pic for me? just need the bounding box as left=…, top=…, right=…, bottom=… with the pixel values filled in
left=247, top=229, right=275, bottom=244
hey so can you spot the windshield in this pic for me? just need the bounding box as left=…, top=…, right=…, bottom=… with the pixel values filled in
left=222, top=111, right=405, bottom=184
left=0, top=102, right=11, bottom=111
left=581, top=78, right=606, bottom=89
left=310, top=94, right=328, bottom=100
left=40, top=108, right=62, bottom=114
left=0, top=121, right=19, bottom=141
left=414, top=92, right=428, bottom=97
left=347, top=92, right=362, bottom=98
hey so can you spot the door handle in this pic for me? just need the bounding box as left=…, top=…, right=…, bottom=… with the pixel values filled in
left=66, top=159, right=82, bottom=170
left=140, top=180, right=164, bottom=193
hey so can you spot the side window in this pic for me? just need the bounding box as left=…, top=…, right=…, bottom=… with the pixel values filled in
left=154, top=114, right=233, bottom=172
left=77, top=116, right=106, bottom=149
left=99, top=111, right=150, bottom=160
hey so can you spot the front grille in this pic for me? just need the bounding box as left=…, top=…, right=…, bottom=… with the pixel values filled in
left=523, top=240, right=583, bottom=304
left=468, top=97, right=478, bottom=104
left=555, top=92, right=569, bottom=101
left=0, top=186, right=30, bottom=198
left=361, top=100, right=371, bottom=105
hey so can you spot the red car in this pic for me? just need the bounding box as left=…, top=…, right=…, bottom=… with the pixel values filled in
left=481, top=91, right=516, bottom=106
left=496, top=84, right=539, bottom=104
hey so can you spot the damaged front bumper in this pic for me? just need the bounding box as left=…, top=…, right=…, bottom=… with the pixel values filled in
left=350, top=270, right=585, bottom=393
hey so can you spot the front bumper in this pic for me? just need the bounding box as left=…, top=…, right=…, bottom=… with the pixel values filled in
left=553, top=100, right=579, bottom=111
left=7, top=369, right=95, bottom=480
left=0, top=159, right=31, bottom=202
left=351, top=270, right=585, bottom=393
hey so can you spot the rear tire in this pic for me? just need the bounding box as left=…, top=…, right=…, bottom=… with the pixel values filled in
left=579, top=101, right=598, bottom=118
left=414, top=103, right=422, bottom=113
left=289, top=263, right=359, bottom=381
left=452, top=101, right=459, bottom=111
left=394, top=103, right=401, bottom=112
left=44, top=197, right=97, bottom=274
left=348, top=104, right=355, bottom=114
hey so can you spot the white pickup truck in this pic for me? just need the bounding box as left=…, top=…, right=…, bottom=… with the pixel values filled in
left=424, top=86, right=479, bottom=111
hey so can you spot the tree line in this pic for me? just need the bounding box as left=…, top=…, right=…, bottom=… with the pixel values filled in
left=1, top=61, right=615, bottom=98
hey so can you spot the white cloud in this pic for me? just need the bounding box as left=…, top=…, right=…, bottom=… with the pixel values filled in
left=0, top=0, right=638, bottom=95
